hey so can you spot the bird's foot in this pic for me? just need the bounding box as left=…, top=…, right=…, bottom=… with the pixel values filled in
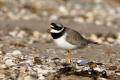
left=65, top=50, right=72, bottom=65
left=66, top=58, right=72, bottom=65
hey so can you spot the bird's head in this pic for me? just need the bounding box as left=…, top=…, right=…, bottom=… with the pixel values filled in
left=48, top=23, right=65, bottom=33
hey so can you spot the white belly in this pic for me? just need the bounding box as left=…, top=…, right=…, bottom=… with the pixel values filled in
left=54, top=33, right=77, bottom=49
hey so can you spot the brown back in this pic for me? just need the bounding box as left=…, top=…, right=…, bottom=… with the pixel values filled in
left=65, top=27, right=89, bottom=48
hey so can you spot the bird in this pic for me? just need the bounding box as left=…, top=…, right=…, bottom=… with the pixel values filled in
left=48, top=22, right=97, bottom=64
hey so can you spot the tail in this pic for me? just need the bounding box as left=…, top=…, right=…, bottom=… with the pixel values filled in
left=87, top=40, right=99, bottom=45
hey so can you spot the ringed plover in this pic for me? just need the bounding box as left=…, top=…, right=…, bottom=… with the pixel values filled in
left=48, top=23, right=97, bottom=64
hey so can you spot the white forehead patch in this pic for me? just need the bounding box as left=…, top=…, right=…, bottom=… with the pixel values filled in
left=50, top=25, right=54, bottom=28
left=50, top=27, right=64, bottom=33
left=50, top=23, right=62, bottom=28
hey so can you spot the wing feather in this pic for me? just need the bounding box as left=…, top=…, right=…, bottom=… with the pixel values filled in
left=65, top=28, right=88, bottom=48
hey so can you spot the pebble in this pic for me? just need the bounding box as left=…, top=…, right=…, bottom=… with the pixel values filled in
left=90, top=34, right=98, bottom=41
left=77, top=60, right=88, bottom=66
left=19, top=67, right=26, bottom=72
left=117, top=33, right=120, bottom=39
left=0, top=51, right=3, bottom=55
left=6, top=50, right=22, bottom=57
left=38, top=75, right=45, bottom=80
left=76, top=66, right=84, bottom=70
left=58, top=5, right=69, bottom=15
left=109, top=65, right=117, bottom=70
left=74, top=17, right=84, bottom=23
left=50, top=14, right=59, bottom=20
left=116, top=39, right=120, bottom=44
left=115, top=71, right=120, bottom=75
left=17, top=30, right=26, bottom=38
left=24, top=75, right=35, bottom=80
left=34, top=57, right=43, bottom=65
left=34, top=68, right=50, bottom=77
left=83, top=66, right=90, bottom=71
left=33, top=31, right=41, bottom=38
left=98, top=78, right=107, bottom=80
left=0, top=73, right=5, bottom=78
left=25, top=59, right=33, bottom=64
left=9, top=31, right=17, bottom=37
left=95, top=20, right=104, bottom=25
left=107, top=37, right=115, bottom=43
left=5, top=59, right=16, bottom=66
left=12, top=50, right=22, bottom=56
left=41, top=33, right=49, bottom=39
left=0, top=64, right=7, bottom=69
left=94, top=67, right=106, bottom=72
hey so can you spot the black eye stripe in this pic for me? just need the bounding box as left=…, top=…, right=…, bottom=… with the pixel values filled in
left=50, top=23, right=62, bottom=30
left=53, top=27, right=61, bottom=30
left=51, top=23, right=57, bottom=27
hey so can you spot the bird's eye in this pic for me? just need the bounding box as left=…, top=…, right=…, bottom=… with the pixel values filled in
left=54, top=27, right=62, bottom=30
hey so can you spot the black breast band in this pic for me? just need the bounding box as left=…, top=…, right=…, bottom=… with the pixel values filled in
left=51, top=28, right=66, bottom=39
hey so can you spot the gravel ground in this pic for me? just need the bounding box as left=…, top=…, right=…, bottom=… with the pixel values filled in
left=0, top=20, right=119, bottom=80
left=0, top=0, right=120, bottom=80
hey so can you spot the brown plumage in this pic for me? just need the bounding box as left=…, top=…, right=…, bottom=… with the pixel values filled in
left=65, top=27, right=97, bottom=49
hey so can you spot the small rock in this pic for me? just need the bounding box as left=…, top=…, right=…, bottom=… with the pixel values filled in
left=58, top=5, right=69, bottom=15
left=0, top=73, right=5, bottom=78
left=24, top=75, right=34, bottom=80
left=9, top=31, right=17, bottom=37
left=74, top=17, right=84, bottom=23
left=5, top=59, right=16, bottom=66
left=41, top=33, right=49, bottom=39
left=90, top=34, right=98, bottom=41
left=0, top=51, right=5, bottom=55
left=18, top=67, right=26, bottom=72
left=76, top=66, right=84, bottom=70
left=107, top=37, right=115, bottom=43
left=115, top=71, right=120, bottom=75
left=38, top=75, right=45, bottom=80
left=0, top=64, right=7, bottom=69
left=83, top=66, right=90, bottom=71
left=77, top=60, right=88, bottom=66
left=94, top=67, right=106, bottom=72
left=34, top=57, right=43, bottom=65
left=33, top=31, right=41, bottom=38
left=95, top=20, right=104, bottom=25
left=89, top=63, right=97, bottom=68
left=117, top=33, right=120, bottom=39
left=50, top=14, right=59, bottom=20
left=17, top=30, right=26, bottom=38
left=0, top=51, right=2, bottom=55
left=25, top=59, right=33, bottom=64
left=109, top=65, right=117, bottom=70
left=11, top=50, right=22, bottom=56
left=10, top=43, right=25, bottom=47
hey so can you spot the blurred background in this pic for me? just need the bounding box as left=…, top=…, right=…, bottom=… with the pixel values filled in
left=0, top=0, right=120, bottom=24
left=0, top=0, right=119, bottom=39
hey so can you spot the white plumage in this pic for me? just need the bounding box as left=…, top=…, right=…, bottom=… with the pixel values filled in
left=50, top=27, right=65, bottom=33
left=54, top=33, right=77, bottom=49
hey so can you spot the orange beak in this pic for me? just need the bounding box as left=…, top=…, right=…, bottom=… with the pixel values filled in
left=48, top=27, right=52, bottom=31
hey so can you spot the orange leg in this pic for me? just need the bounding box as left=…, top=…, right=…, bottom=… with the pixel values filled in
left=66, top=50, right=72, bottom=64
